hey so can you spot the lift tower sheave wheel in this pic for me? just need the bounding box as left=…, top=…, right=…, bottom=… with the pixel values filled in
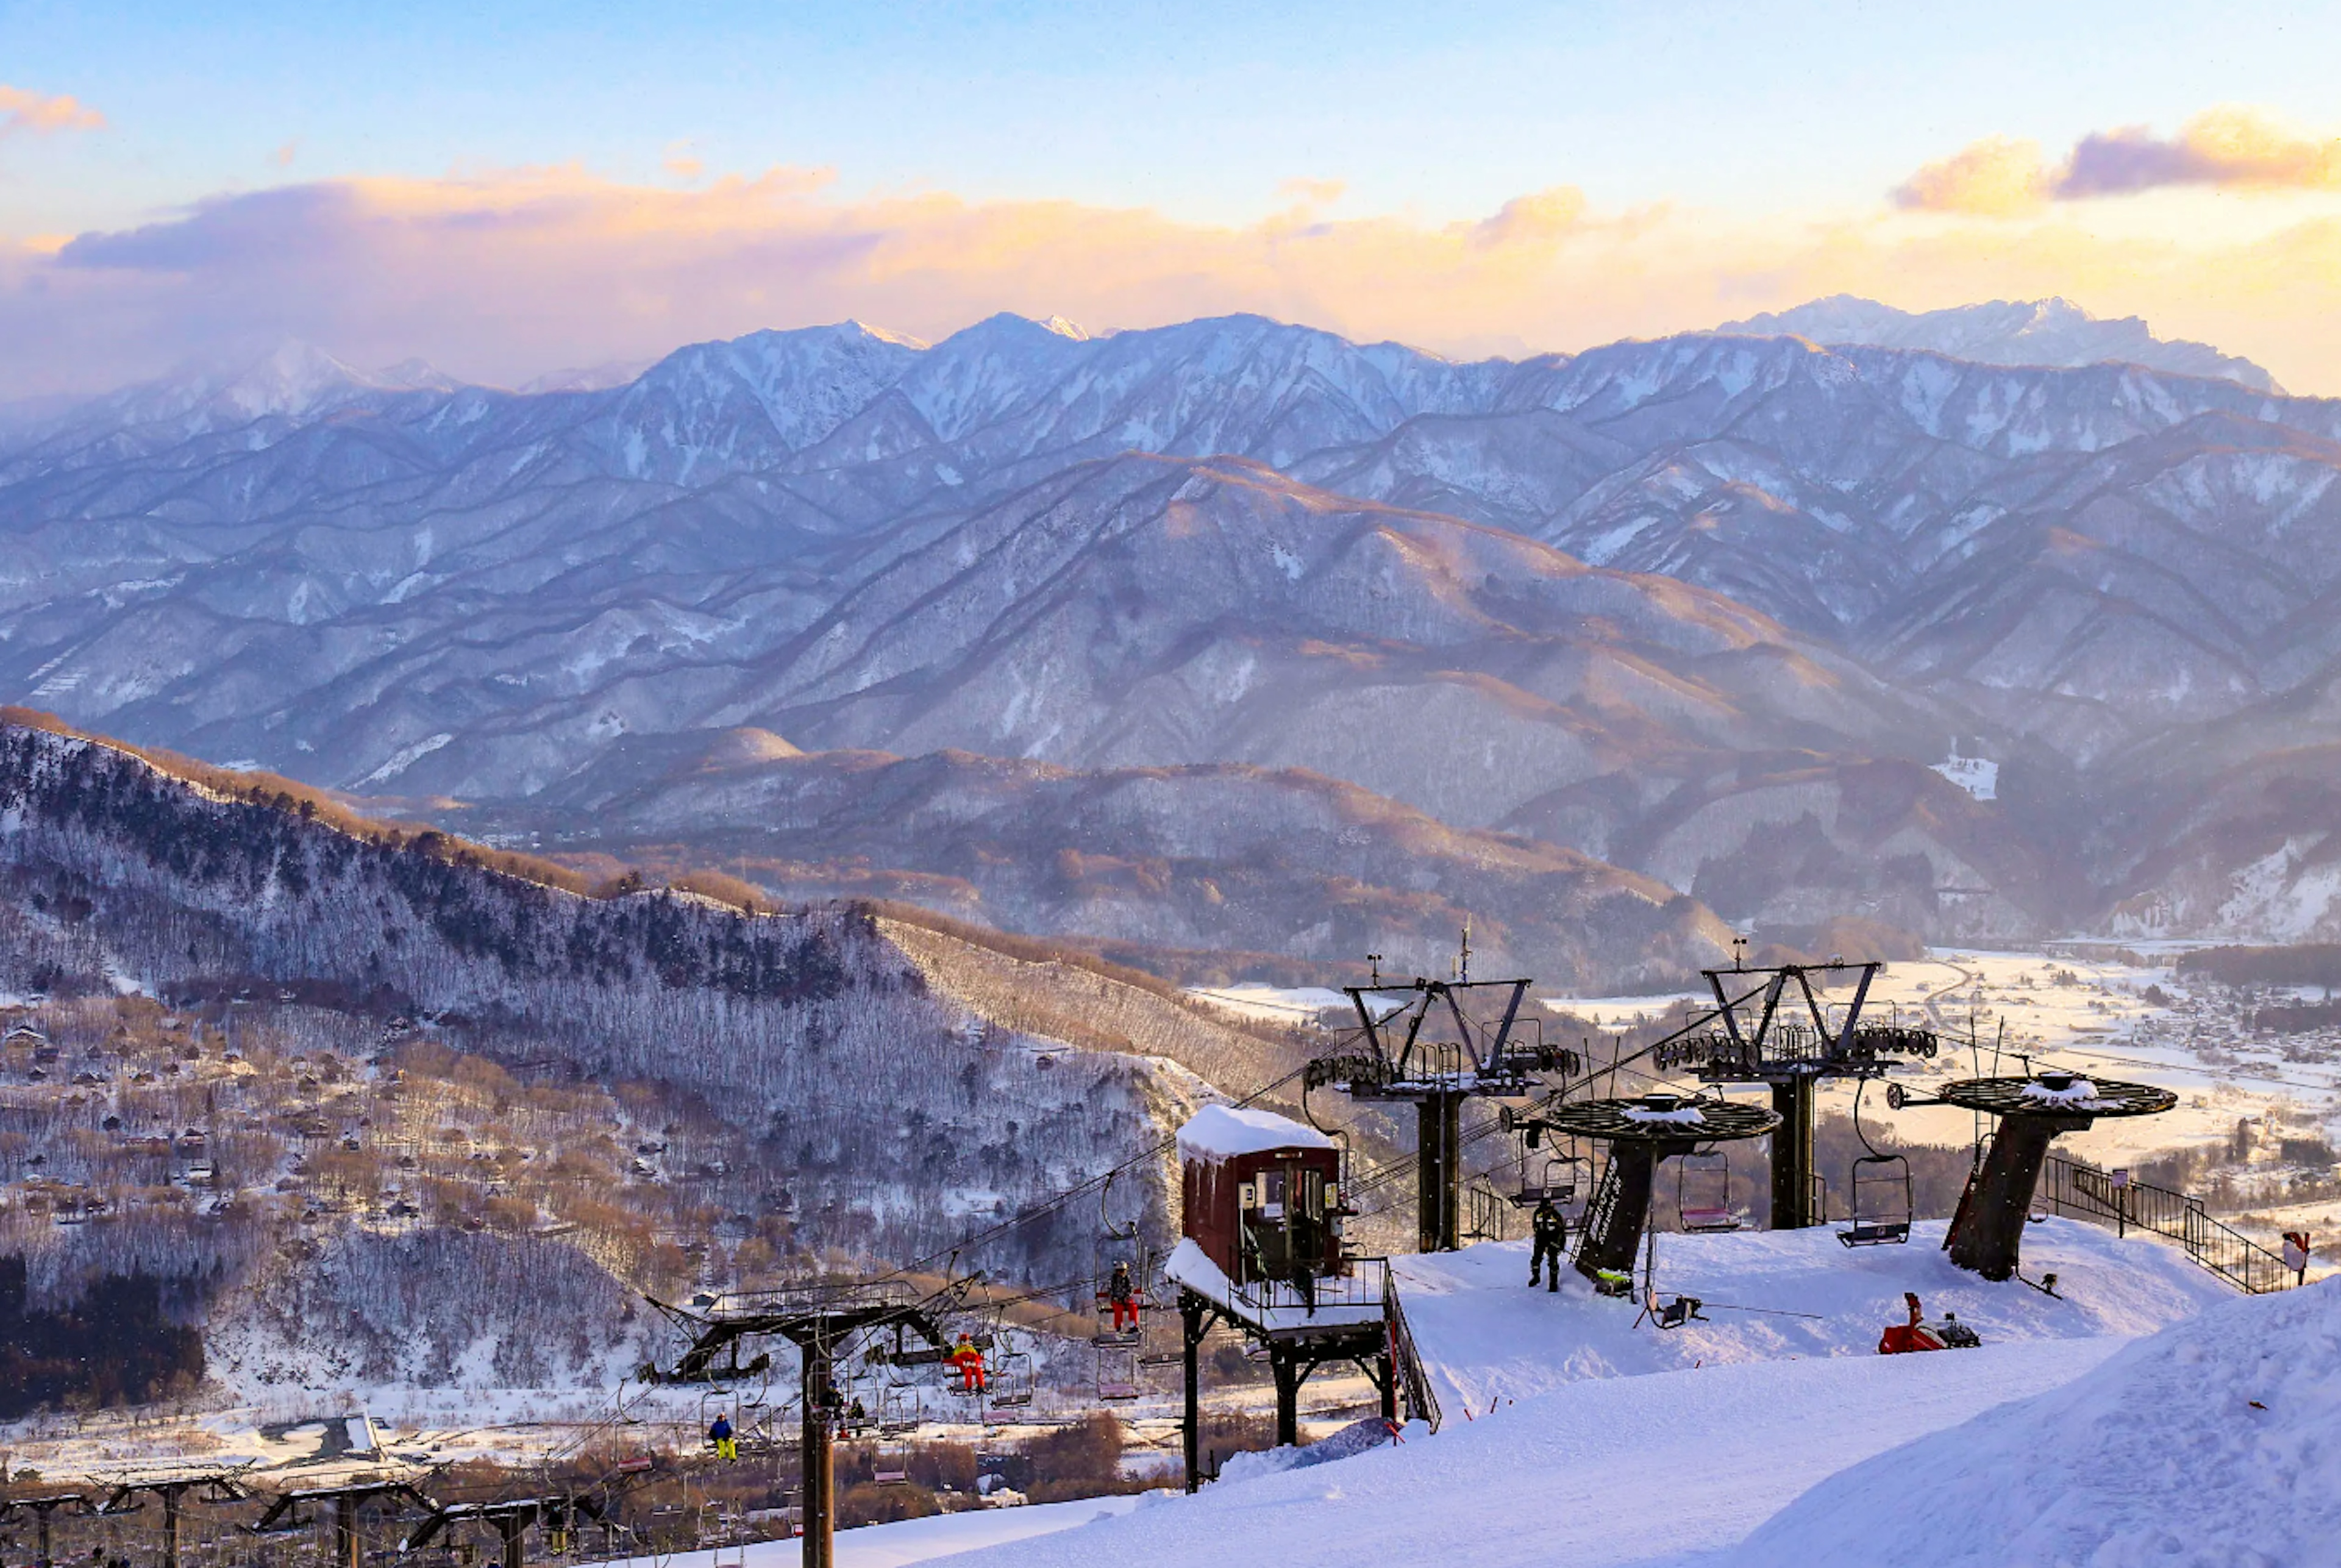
left=1308, top=975, right=1578, bottom=1253
left=1527, top=1094, right=1780, bottom=1283
left=1652, top=960, right=1937, bottom=1230
left=1931, top=1073, right=2176, bottom=1280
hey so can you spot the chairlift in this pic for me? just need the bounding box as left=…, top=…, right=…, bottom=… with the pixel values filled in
left=1095, top=1344, right=1142, bottom=1403
left=988, top=1345, right=1035, bottom=1411
left=1509, top=1117, right=1589, bottom=1208
left=1094, top=1172, right=1152, bottom=1347
left=871, top=1441, right=913, bottom=1486
left=1511, top=1152, right=1588, bottom=1209
left=1838, top=1081, right=1912, bottom=1247
left=1676, top=1149, right=1741, bottom=1233
left=875, top=1384, right=923, bottom=1437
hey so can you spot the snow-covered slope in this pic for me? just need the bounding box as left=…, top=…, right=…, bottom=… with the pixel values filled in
left=927, top=1222, right=2241, bottom=1568
left=936, top=1344, right=2120, bottom=1568
left=1395, top=1217, right=2231, bottom=1413
left=1730, top=1277, right=2341, bottom=1568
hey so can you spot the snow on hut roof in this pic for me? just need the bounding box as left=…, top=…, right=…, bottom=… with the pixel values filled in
left=1177, top=1103, right=1333, bottom=1162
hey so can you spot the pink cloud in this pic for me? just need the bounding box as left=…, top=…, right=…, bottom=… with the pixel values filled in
left=0, top=84, right=104, bottom=137
left=8, top=160, right=2341, bottom=400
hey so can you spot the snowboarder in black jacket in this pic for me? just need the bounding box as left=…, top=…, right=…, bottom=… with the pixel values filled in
left=1530, top=1199, right=1567, bottom=1291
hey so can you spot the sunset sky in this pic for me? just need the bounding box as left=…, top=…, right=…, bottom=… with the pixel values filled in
left=5, top=0, right=2341, bottom=396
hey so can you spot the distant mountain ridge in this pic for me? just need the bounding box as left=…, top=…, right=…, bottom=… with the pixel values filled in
left=2, top=306, right=2336, bottom=958
left=1716, top=295, right=2279, bottom=393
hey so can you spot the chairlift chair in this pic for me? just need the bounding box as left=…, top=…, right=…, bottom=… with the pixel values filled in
left=1511, top=1151, right=1587, bottom=1208
left=875, top=1384, right=922, bottom=1437
left=1839, top=1154, right=1913, bottom=1247
left=988, top=1347, right=1035, bottom=1410
left=1839, top=1082, right=1914, bottom=1247
left=871, top=1441, right=913, bottom=1485
left=1676, top=1149, right=1741, bottom=1233
left=1094, top=1171, right=1152, bottom=1346
left=1095, top=1344, right=1142, bottom=1403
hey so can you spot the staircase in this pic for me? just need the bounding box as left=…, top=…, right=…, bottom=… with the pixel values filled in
left=1381, top=1269, right=1443, bottom=1432
left=2036, top=1155, right=2302, bottom=1295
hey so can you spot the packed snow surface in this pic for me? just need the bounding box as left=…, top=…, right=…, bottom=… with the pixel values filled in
left=1393, top=1219, right=2229, bottom=1413
left=921, top=1222, right=2241, bottom=1567
left=1729, top=1277, right=2341, bottom=1568
left=1176, top=1103, right=1332, bottom=1161
left=584, top=1494, right=1144, bottom=1568
left=930, top=1344, right=2120, bottom=1568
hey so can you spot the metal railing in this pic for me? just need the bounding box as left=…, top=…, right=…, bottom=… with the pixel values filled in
left=1228, top=1255, right=1392, bottom=1317
left=1381, top=1265, right=1442, bottom=1433
left=2036, top=1155, right=2300, bottom=1295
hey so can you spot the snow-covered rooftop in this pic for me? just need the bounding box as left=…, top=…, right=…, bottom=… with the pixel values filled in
left=1176, top=1103, right=1333, bottom=1162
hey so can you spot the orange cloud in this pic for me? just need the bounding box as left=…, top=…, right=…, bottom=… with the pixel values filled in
left=0, top=84, right=104, bottom=137
left=1892, top=136, right=2052, bottom=216
left=1898, top=107, right=2341, bottom=213
left=10, top=161, right=2341, bottom=399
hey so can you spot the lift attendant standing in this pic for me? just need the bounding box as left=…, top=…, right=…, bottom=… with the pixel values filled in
left=1528, top=1198, right=1567, bottom=1291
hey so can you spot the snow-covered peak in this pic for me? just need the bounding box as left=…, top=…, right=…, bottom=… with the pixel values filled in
left=1038, top=315, right=1090, bottom=341
left=372, top=357, right=464, bottom=394
left=839, top=318, right=930, bottom=351
left=1716, top=294, right=2279, bottom=393
left=213, top=340, right=376, bottom=418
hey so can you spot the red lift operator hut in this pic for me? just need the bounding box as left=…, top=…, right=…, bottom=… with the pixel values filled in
left=1179, top=1103, right=1345, bottom=1288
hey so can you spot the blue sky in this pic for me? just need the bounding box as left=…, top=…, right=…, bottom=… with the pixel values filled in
left=10, top=1, right=2339, bottom=231
left=5, top=2, right=2341, bottom=395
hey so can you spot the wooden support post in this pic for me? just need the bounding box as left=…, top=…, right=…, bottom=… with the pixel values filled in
left=1181, top=1292, right=1205, bottom=1494
left=35, top=1503, right=54, bottom=1568
left=334, top=1495, right=360, bottom=1568
left=1270, top=1345, right=1300, bottom=1449
left=161, top=1484, right=184, bottom=1568
left=497, top=1515, right=526, bottom=1568
left=1378, top=1349, right=1397, bottom=1425
left=800, top=1341, right=835, bottom=1568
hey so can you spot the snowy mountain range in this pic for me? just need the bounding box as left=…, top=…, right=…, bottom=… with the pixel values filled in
left=3, top=300, right=2336, bottom=964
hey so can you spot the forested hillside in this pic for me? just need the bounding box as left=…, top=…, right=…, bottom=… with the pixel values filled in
left=0, top=716, right=1305, bottom=1404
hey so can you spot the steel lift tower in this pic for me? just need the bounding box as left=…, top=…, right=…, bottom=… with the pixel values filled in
left=1307, top=973, right=1576, bottom=1252
left=642, top=1279, right=964, bottom=1568
left=1652, top=961, right=1938, bottom=1229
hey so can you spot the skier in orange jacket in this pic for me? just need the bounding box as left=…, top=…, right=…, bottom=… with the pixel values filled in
left=949, top=1333, right=987, bottom=1392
